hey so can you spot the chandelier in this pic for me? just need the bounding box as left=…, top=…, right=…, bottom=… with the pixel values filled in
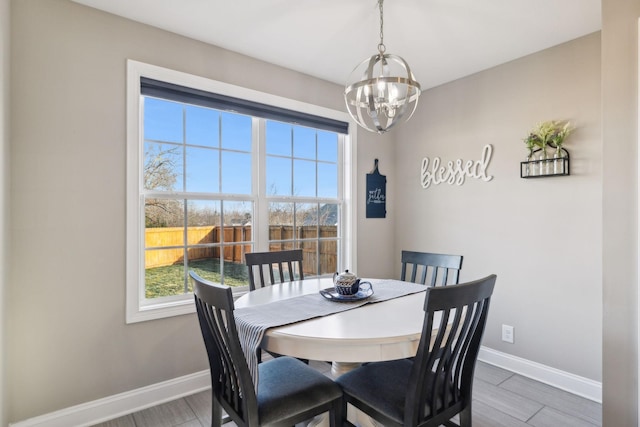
left=344, top=0, right=421, bottom=134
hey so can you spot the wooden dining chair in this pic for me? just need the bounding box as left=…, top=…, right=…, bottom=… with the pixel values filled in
left=245, top=249, right=304, bottom=291
left=400, top=250, right=463, bottom=286
left=336, top=274, right=496, bottom=427
left=190, top=271, right=343, bottom=427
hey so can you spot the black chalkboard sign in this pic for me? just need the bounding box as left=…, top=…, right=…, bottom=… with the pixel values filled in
left=366, top=159, right=387, bottom=218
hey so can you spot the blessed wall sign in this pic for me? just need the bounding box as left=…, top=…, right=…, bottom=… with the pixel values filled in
left=421, top=144, right=494, bottom=189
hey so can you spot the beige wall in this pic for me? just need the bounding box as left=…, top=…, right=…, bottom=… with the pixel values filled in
left=1, top=0, right=9, bottom=424
left=7, top=0, right=393, bottom=422
left=394, top=34, right=603, bottom=381
left=601, top=0, right=639, bottom=425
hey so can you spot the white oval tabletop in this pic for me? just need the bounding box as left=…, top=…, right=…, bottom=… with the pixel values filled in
left=235, top=277, right=427, bottom=365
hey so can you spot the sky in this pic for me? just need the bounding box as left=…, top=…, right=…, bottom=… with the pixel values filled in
left=143, top=96, right=339, bottom=200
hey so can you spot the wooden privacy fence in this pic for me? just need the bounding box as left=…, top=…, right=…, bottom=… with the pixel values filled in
left=145, top=225, right=337, bottom=275
left=268, top=226, right=337, bottom=275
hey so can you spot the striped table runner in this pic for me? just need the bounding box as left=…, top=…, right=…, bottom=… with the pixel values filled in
left=234, top=279, right=427, bottom=388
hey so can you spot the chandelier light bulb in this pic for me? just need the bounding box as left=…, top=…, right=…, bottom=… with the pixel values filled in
left=377, top=80, right=387, bottom=97
left=388, top=85, right=398, bottom=103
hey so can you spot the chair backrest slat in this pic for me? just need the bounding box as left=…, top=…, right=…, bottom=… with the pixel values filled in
left=401, top=250, right=463, bottom=286
left=245, top=249, right=304, bottom=291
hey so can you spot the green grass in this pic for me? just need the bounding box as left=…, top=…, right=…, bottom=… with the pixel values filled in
left=145, top=259, right=248, bottom=298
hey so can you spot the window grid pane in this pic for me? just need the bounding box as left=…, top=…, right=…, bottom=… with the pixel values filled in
left=267, top=201, right=340, bottom=278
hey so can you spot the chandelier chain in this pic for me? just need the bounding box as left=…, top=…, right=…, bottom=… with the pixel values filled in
left=378, top=0, right=385, bottom=54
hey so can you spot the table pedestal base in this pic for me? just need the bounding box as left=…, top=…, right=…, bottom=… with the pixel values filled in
left=331, top=361, right=360, bottom=377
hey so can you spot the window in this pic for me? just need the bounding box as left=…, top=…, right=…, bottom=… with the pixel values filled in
left=126, top=60, right=356, bottom=323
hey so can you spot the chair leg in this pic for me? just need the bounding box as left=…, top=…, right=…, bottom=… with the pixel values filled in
left=329, top=397, right=344, bottom=427
left=458, top=404, right=472, bottom=427
left=212, top=397, right=222, bottom=427
left=337, top=397, right=355, bottom=427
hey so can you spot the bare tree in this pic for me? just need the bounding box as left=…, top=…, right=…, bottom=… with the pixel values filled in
left=187, top=203, right=221, bottom=227
left=144, top=145, right=181, bottom=227
left=144, top=145, right=179, bottom=191
left=146, top=199, right=183, bottom=228
left=267, top=184, right=294, bottom=226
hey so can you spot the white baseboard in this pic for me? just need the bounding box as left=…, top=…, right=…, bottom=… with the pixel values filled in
left=478, top=346, right=602, bottom=403
left=9, top=348, right=602, bottom=426
left=9, top=370, right=211, bottom=427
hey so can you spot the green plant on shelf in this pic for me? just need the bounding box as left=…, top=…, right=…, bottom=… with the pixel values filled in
left=523, top=120, right=573, bottom=152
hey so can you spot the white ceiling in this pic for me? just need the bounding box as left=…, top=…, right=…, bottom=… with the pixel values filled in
left=71, top=0, right=601, bottom=90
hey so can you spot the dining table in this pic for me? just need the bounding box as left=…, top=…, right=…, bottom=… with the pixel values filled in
left=234, top=276, right=434, bottom=427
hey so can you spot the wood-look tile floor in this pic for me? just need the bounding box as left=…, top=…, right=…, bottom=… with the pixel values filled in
left=91, top=360, right=601, bottom=427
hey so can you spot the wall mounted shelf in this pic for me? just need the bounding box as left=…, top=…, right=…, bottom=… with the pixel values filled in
left=520, top=146, right=570, bottom=178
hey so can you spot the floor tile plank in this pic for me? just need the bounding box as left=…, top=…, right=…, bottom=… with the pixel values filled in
left=173, top=419, right=204, bottom=427
left=475, top=361, right=515, bottom=385
left=528, top=406, right=599, bottom=427
left=500, top=374, right=602, bottom=425
left=473, top=378, right=544, bottom=422
left=132, top=398, right=198, bottom=427
left=90, top=414, right=136, bottom=427
left=470, top=399, right=530, bottom=427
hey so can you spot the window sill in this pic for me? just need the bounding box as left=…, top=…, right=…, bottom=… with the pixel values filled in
left=127, top=298, right=195, bottom=324
left=126, top=288, right=250, bottom=324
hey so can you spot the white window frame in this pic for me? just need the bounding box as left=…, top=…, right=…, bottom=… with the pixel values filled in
left=126, top=60, right=357, bottom=323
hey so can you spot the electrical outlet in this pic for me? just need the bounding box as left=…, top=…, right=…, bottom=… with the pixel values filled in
left=502, top=324, right=514, bottom=344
